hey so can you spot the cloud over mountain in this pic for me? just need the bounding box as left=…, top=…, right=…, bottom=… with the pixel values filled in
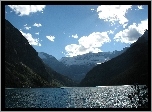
left=20, top=30, right=41, bottom=46
left=65, top=32, right=111, bottom=57
left=114, top=19, right=148, bottom=43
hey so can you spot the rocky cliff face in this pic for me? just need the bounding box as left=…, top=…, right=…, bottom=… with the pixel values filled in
left=5, top=19, right=76, bottom=88
left=79, top=30, right=149, bottom=87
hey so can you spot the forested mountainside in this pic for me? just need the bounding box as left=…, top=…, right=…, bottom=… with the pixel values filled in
left=5, top=19, right=77, bottom=88
left=79, top=30, right=149, bottom=87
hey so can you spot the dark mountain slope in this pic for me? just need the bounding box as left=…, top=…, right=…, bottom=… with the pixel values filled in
left=38, top=49, right=127, bottom=83
left=79, top=30, right=149, bottom=86
left=5, top=19, right=76, bottom=88
left=44, top=65, right=77, bottom=87
left=38, top=52, right=94, bottom=83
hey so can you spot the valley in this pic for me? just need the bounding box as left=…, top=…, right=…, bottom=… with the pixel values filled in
left=5, top=19, right=149, bottom=88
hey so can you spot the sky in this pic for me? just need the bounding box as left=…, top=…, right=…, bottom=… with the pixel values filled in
left=5, top=5, right=148, bottom=60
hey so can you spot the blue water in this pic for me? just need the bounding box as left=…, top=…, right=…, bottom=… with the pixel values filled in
left=5, top=85, right=148, bottom=108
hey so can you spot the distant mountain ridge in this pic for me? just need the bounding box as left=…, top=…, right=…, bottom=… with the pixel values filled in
left=79, top=30, right=149, bottom=86
left=38, top=48, right=128, bottom=82
left=59, top=48, right=128, bottom=66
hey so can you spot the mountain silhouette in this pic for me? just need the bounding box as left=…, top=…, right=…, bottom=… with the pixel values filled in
left=5, top=19, right=76, bottom=88
left=79, top=30, right=149, bottom=87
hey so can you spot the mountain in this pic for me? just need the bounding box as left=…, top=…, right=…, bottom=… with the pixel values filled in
left=38, top=52, right=68, bottom=76
left=79, top=30, right=149, bottom=87
left=38, top=52, right=91, bottom=82
left=5, top=19, right=76, bottom=88
left=59, top=48, right=128, bottom=66
left=38, top=48, right=127, bottom=83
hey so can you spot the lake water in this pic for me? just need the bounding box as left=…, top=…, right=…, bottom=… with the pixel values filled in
left=5, top=85, right=148, bottom=108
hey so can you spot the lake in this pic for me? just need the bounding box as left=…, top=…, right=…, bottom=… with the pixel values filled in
left=5, top=85, right=148, bottom=108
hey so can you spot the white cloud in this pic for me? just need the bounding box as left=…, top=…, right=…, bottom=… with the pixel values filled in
left=72, top=34, right=78, bottom=39
left=114, top=19, right=148, bottom=44
left=20, top=30, right=41, bottom=46
left=137, top=5, right=144, bottom=10
left=137, top=19, right=148, bottom=34
left=8, top=5, right=46, bottom=16
left=46, top=35, right=55, bottom=42
left=65, top=32, right=111, bottom=57
left=97, top=5, right=132, bottom=26
left=23, top=24, right=31, bottom=30
left=79, top=32, right=110, bottom=48
left=33, top=23, right=42, bottom=27
left=24, top=26, right=31, bottom=30
left=123, top=23, right=128, bottom=28
left=24, top=24, right=27, bottom=26
left=91, top=8, right=95, bottom=12
left=35, top=32, right=39, bottom=35
left=65, top=44, right=102, bottom=57
left=107, top=30, right=114, bottom=34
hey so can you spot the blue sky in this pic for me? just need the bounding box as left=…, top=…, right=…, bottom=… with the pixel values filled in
left=5, top=5, right=148, bottom=60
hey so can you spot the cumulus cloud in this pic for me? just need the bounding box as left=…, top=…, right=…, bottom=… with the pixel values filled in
left=35, top=32, right=39, bottom=35
left=8, top=5, right=46, bottom=16
left=20, top=30, right=41, bottom=46
left=46, top=35, right=55, bottom=42
left=97, top=5, right=132, bottom=26
left=65, top=32, right=111, bottom=57
left=78, top=32, right=110, bottom=48
left=71, top=34, right=78, bottom=39
left=65, top=44, right=102, bottom=57
left=114, top=19, right=148, bottom=43
left=137, top=19, right=148, bottom=34
left=33, top=23, right=42, bottom=27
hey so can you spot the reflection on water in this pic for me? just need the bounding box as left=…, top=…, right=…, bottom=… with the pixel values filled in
left=5, top=85, right=148, bottom=108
